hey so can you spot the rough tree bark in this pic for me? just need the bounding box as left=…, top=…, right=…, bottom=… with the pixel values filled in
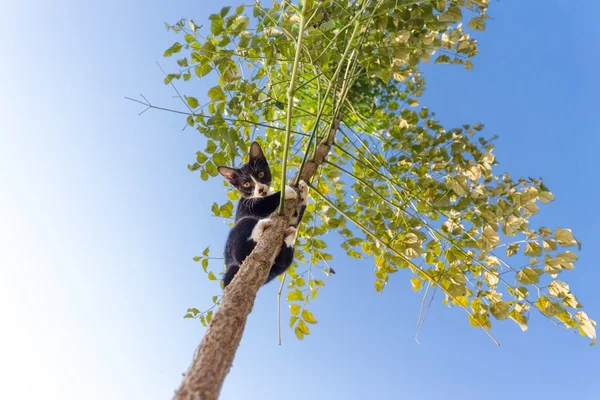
left=174, top=120, right=340, bottom=400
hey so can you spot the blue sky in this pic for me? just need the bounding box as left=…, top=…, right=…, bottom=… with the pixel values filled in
left=1, top=1, right=598, bottom=399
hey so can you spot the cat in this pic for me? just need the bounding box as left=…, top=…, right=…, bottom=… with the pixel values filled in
left=217, top=141, right=309, bottom=288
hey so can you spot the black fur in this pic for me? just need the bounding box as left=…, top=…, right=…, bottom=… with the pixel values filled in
left=218, top=142, right=306, bottom=288
left=222, top=218, right=295, bottom=287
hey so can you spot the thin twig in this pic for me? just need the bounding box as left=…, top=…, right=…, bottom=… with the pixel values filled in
left=277, top=272, right=287, bottom=346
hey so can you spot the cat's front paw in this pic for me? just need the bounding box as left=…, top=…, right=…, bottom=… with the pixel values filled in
left=283, top=226, right=297, bottom=248
left=284, top=185, right=297, bottom=200
left=250, top=218, right=272, bottom=242
left=298, top=180, right=309, bottom=206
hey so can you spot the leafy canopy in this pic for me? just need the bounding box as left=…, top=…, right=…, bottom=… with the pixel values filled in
left=153, top=0, right=596, bottom=345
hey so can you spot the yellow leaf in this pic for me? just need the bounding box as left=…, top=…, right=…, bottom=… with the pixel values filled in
left=289, top=304, right=300, bottom=315
left=302, top=309, right=317, bottom=324
left=410, top=277, right=422, bottom=291
left=555, top=228, right=578, bottom=248
left=297, top=320, right=310, bottom=335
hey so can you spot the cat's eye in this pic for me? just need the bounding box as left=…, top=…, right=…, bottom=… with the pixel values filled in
left=243, top=182, right=251, bottom=188
left=258, top=172, right=265, bottom=178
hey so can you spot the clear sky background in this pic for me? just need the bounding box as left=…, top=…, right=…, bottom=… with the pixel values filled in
left=1, top=1, right=599, bottom=399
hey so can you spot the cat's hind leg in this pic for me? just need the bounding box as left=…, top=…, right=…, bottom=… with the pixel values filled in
left=223, top=264, right=240, bottom=288
left=249, top=218, right=273, bottom=243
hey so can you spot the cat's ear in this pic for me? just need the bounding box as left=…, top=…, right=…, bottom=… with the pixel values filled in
left=249, top=141, right=265, bottom=161
left=217, top=166, right=239, bottom=184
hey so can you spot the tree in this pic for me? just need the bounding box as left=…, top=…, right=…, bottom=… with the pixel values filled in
left=130, top=1, right=596, bottom=398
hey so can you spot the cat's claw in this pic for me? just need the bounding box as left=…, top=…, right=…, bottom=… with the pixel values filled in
left=249, top=218, right=272, bottom=242
left=298, top=180, right=309, bottom=206
left=284, top=226, right=297, bottom=248
left=284, top=185, right=297, bottom=200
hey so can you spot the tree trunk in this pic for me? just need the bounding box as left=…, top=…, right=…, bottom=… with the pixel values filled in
left=174, top=120, right=340, bottom=400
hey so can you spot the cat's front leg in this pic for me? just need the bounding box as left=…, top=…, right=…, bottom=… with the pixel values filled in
left=290, top=180, right=309, bottom=226
left=284, top=185, right=297, bottom=200
left=298, top=180, right=309, bottom=206
left=249, top=218, right=273, bottom=243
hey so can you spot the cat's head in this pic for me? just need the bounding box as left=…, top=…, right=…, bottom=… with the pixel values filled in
left=217, top=142, right=273, bottom=198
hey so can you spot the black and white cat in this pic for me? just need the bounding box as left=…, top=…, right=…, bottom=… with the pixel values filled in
left=217, top=142, right=308, bottom=288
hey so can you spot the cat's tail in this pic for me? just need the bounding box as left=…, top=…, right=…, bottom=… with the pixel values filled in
left=223, top=264, right=240, bottom=288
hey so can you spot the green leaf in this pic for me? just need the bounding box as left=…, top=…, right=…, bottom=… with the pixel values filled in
left=563, top=293, right=582, bottom=309
left=510, top=310, right=528, bottom=331
left=435, top=55, right=452, bottom=64
left=164, top=73, right=181, bottom=84
left=439, top=5, right=462, bottom=22
left=469, top=313, right=491, bottom=330
left=188, top=163, right=201, bottom=172
left=513, top=287, right=529, bottom=301
left=200, top=169, right=209, bottom=181
left=524, top=241, right=542, bottom=256
left=205, top=140, right=217, bottom=154
left=506, top=243, right=520, bottom=257
left=548, top=280, right=570, bottom=298
left=201, top=258, right=208, bottom=272
left=195, top=64, right=213, bottom=78
left=219, top=201, right=234, bottom=218
left=211, top=202, right=221, bottom=216
left=177, top=57, right=189, bottom=67
left=446, top=175, right=468, bottom=195
left=516, top=267, right=540, bottom=285
left=297, top=320, right=310, bottom=335
left=467, top=17, right=486, bottom=31
left=163, top=42, right=182, bottom=57
left=433, top=0, right=446, bottom=12
left=536, top=296, right=564, bottom=317
left=184, top=33, right=196, bottom=44
left=539, top=191, right=555, bottom=204
left=287, top=289, right=304, bottom=302
left=186, top=96, right=199, bottom=109
left=481, top=226, right=499, bottom=251
left=196, top=152, right=208, bottom=163
left=484, top=269, right=499, bottom=287
left=208, top=85, right=226, bottom=102
left=187, top=308, right=200, bottom=316
left=205, top=162, right=218, bottom=177
left=410, top=277, right=423, bottom=291
left=575, top=311, right=597, bottom=342
left=555, top=228, right=579, bottom=248
left=220, top=6, right=231, bottom=17
left=302, top=309, right=317, bottom=324
left=208, top=271, right=217, bottom=280
left=490, top=301, right=510, bottom=320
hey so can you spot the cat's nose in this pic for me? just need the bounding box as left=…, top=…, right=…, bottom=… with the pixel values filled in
left=258, top=188, right=265, bottom=195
